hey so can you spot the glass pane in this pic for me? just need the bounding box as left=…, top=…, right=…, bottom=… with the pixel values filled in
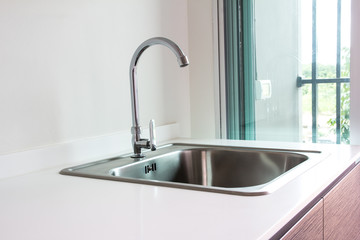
left=317, top=0, right=337, bottom=79
left=301, top=84, right=312, bottom=142
left=254, top=0, right=301, bottom=142
left=340, top=83, right=350, bottom=143
left=301, top=0, right=313, bottom=79
left=341, top=0, right=351, bottom=78
left=318, top=83, right=336, bottom=143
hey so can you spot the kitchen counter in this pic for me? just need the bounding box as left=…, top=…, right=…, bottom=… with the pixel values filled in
left=1, top=139, right=359, bottom=240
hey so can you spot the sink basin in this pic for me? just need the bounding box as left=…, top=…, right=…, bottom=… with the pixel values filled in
left=60, top=143, right=327, bottom=196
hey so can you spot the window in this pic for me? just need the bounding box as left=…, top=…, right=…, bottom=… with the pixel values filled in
left=298, top=0, right=350, bottom=144
left=221, top=0, right=351, bottom=144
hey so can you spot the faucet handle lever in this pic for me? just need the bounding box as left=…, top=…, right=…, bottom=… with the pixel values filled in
left=149, top=119, right=156, bottom=151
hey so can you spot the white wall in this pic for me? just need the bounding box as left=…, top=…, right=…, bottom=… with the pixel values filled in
left=188, top=0, right=217, bottom=139
left=0, top=0, right=190, bottom=156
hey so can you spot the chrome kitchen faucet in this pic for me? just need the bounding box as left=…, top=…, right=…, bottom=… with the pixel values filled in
left=129, top=37, right=189, bottom=158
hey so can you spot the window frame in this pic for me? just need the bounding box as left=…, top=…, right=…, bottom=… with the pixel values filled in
left=216, top=0, right=354, bottom=144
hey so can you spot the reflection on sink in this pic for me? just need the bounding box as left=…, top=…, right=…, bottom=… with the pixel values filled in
left=60, top=143, right=327, bottom=196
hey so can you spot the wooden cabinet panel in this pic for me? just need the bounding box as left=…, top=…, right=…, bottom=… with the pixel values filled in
left=281, top=200, right=323, bottom=240
left=324, top=163, right=360, bottom=240
left=275, top=163, right=360, bottom=240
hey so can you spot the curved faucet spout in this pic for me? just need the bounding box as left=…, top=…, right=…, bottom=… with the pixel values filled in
left=129, top=37, right=189, bottom=158
left=130, top=37, right=189, bottom=69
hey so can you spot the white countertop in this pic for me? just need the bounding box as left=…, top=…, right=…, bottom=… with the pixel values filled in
left=1, top=139, right=359, bottom=240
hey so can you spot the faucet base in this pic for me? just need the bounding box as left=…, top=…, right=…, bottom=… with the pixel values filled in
left=131, top=154, right=145, bottom=159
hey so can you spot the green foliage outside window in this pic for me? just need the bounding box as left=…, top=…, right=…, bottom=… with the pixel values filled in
left=327, top=47, right=350, bottom=144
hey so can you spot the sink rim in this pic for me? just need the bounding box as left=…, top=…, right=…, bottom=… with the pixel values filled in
left=60, top=143, right=329, bottom=196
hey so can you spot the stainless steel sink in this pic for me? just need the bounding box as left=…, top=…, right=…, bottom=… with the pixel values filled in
left=60, top=143, right=327, bottom=196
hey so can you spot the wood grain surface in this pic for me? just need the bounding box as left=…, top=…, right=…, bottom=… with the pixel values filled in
left=324, top=163, right=360, bottom=240
left=281, top=200, right=324, bottom=240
